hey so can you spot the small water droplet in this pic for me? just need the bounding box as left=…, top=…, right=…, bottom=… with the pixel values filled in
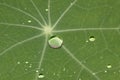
left=92, top=73, right=96, bottom=75
left=113, top=72, right=116, bottom=74
left=104, top=70, right=107, bottom=73
left=48, top=36, right=63, bottom=49
left=17, top=61, right=20, bottom=64
left=25, top=68, right=28, bottom=71
left=25, top=61, right=29, bottom=64
left=28, top=20, right=32, bottom=23
left=86, top=40, right=89, bottom=42
left=38, top=73, right=45, bottom=78
left=36, top=70, right=39, bottom=73
left=106, top=64, right=112, bottom=69
left=89, top=36, right=95, bottom=42
left=63, top=67, right=66, bottom=71
left=29, top=64, right=32, bottom=68
left=53, top=72, right=56, bottom=75
left=79, top=78, right=82, bottom=80
left=45, top=9, right=48, bottom=11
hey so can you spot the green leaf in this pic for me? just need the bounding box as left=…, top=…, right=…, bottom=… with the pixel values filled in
left=0, top=0, right=120, bottom=80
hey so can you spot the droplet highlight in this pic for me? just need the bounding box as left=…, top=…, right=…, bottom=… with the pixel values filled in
left=45, top=9, right=48, bottom=11
left=38, top=73, right=45, bottom=78
left=89, top=36, right=95, bottom=42
left=17, top=61, right=20, bottom=64
left=28, top=20, right=32, bottom=23
left=48, top=36, right=63, bottom=49
left=106, top=64, right=112, bottom=69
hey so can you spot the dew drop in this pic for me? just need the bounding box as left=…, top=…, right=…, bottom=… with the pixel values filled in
left=89, top=36, right=95, bottom=42
left=53, top=72, right=56, bottom=75
left=48, top=36, right=63, bottom=49
left=70, top=3, right=73, bottom=5
left=25, top=68, right=28, bottom=71
left=17, top=61, right=20, bottom=64
left=86, top=40, right=89, bottom=42
left=79, top=78, right=82, bottom=80
left=45, top=9, right=48, bottom=11
left=25, top=61, right=29, bottom=64
left=104, top=70, right=107, bottom=73
left=36, top=70, right=39, bottom=73
left=28, top=20, right=32, bottom=23
left=38, top=73, right=45, bottom=78
left=106, top=64, right=112, bottom=69
left=29, top=64, right=32, bottom=68
left=92, top=73, right=96, bottom=75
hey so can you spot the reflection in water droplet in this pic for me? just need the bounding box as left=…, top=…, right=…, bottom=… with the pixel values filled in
left=38, top=73, right=45, bottom=78
left=89, top=36, right=95, bottom=42
left=107, top=64, right=112, bottom=69
left=48, top=36, right=63, bottom=49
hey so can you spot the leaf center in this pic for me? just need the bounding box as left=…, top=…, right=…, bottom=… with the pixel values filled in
left=43, top=25, right=53, bottom=35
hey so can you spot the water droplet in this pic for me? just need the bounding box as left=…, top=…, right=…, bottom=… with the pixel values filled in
left=104, top=70, right=107, bottom=73
left=92, top=73, right=96, bottom=75
left=28, top=20, right=32, bottom=23
left=106, top=64, right=112, bottom=69
left=86, top=40, right=89, bottom=42
left=63, top=67, right=66, bottom=71
left=70, top=3, right=73, bottom=5
left=53, top=72, right=56, bottom=75
left=89, top=36, right=95, bottom=42
left=38, top=73, right=45, bottom=78
left=43, top=26, right=52, bottom=35
left=48, top=36, right=63, bottom=49
left=36, top=70, right=39, bottom=73
left=29, top=64, right=32, bottom=68
left=17, top=61, right=20, bottom=64
left=25, top=61, right=29, bottom=64
left=25, top=68, right=28, bottom=71
left=45, top=9, right=48, bottom=11
left=79, top=78, right=82, bottom=80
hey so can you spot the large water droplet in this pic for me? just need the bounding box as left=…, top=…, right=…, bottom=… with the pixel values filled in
left=48, top=36, right=63, bottom=49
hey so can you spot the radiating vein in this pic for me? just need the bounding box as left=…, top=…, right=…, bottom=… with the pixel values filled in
left=0, top=23, right=42, bottom=30
left=0, top=3, right=44, bottom=27
left=0, top=34, right=43, bottom=56
left=30, top=0, right=47, bottom=25
left=62, top=45, right=100, bottom=80
left=48, top=0, right=51, bottom=26
left=52, top=0, right=77, bottom=29
left=34, top=35, right=48, bottom=80
left=53, top=27, right=119, bottom=33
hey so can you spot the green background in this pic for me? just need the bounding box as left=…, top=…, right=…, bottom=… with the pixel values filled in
left=0, top=0, right=120, bottom=80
